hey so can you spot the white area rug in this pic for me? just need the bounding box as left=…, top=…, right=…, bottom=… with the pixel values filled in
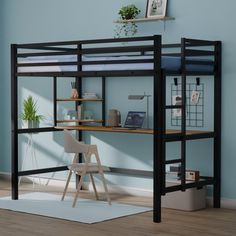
left=0, top=192, right=151, bottom=224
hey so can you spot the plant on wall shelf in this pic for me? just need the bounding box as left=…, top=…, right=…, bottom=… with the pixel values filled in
left=115, top=4, right=141, bottom=38
left=21, top=95, right=44, bottom=128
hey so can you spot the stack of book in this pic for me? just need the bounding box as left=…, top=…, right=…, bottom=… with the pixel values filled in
left=82, top=92, right=98, bottom=99
left=166, top=164, right=181, bottom=181
left=166, top=164, right=200, bottom=182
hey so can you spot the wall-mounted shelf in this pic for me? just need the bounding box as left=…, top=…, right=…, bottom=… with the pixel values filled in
left=114, top=16, right=175, bottom=24
left=56, top=119, right=103, bottom=123
left=56, top=98, right=103, bottom=102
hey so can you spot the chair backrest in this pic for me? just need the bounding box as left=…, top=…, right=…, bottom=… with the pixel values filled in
left=64, top=130, right=90, bottom=154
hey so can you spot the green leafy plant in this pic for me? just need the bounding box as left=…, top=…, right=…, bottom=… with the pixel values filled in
left=21, top=96, right=44, bottom=122
left=115, top=4, right=141, bottom=38
left=118, top=4, right=141, bottom=20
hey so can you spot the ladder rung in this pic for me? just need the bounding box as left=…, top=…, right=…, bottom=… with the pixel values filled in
left=165, top=105, right=183, bottom=109
left=165, top=159, right=183, bottom=164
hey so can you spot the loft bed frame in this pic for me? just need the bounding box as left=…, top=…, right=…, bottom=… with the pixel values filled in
left=11, top=35, right=222, bottom=223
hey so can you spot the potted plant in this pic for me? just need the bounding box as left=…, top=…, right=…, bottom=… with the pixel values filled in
left=115, top=4, right=141, bottom=38
left=21, top=95, right=44, bottom=128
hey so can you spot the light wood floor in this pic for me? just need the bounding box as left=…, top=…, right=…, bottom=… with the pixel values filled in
left=0, top=179, right=236, bottom=236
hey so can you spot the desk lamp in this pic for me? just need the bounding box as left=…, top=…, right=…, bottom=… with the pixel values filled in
left=128, top=92, right=151, bottom=128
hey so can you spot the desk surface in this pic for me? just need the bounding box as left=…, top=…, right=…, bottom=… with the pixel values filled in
left=54, top=125, right=213, bottom=136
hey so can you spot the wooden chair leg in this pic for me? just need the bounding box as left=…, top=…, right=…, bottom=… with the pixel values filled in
left=90, top=173, right=99, bottom=200
left=61, top=170, right=72, bottom=201
left=100, top=172, right=111, bottom=205
left=72, top=174, right=84, bottom=208
left=93, top=147, right=111, bottom=205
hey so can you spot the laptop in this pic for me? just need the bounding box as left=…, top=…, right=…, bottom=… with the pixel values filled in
left=123, top=111, right=146, bottom=129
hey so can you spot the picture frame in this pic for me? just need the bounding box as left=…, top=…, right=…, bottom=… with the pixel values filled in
left=146, top=0, right=167, bottom=19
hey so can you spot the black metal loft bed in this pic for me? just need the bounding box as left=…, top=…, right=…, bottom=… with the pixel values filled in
left=11, top=35, right=222, bottom=223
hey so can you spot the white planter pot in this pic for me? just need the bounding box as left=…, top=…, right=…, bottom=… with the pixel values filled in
left=22, top=120, right=39, bottom=129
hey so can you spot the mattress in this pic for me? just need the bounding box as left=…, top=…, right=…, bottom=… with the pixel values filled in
left=18, top=55, right=213, bottom=73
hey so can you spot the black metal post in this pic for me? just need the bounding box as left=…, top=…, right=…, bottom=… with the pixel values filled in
left=180, top=38, right=187, bottom=190
left=213, top=41, right=222, bottom=208
left=162, top=71, right=167, bottom=195
left=76, top=43, right=82, bottom=143
left=153, top=35, right=163, bottom=223
left=102, top=77, right=106, bottom=126
left=11, top=44, right=18, bottom=199
left=76, top=43, right=83, bottom=187
left=53, top=76, right=57, bottom=126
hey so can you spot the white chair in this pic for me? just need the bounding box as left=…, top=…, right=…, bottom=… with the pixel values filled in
left=61, top=130, right=111, bottom=207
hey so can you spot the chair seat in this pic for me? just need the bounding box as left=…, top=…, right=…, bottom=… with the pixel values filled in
left=68, top=163, right=110, bottom=174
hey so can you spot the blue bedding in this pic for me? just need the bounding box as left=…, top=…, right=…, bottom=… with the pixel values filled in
left=18, top=55, right=213, bottom=73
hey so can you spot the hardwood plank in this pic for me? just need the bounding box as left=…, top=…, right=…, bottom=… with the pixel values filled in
left=0, top=179, right=236, bottom=236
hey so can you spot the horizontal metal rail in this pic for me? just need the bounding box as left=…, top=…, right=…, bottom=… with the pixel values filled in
left=185, top=59, right=214, bottom=65
left=18, top=166, right=68, bottom=176
left=185, top=38, right=215, bottom=46
left=16, top=70, right=155, bottom=78
left=164, top=177, right=215, bottom=193
left=17, top=45, right=155, bottom=58
left=185, top=49, right=215, bottom=56
left=16, top=36, right=156, bottom=48
left=165, top=159, right=182, bottom=164
left=17, top=127, right=58, bottom=134
left=16, top=69, right=216, bottom=78
left=109, top=167, right=153, bottom=177
left=163, top=132, right=215, bottom=142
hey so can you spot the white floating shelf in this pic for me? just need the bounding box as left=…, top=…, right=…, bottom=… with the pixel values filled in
left=114, top=16, right=175, bottom=24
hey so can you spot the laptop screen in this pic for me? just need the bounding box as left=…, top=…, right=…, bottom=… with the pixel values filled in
left=124, top=111, right=146, bottom=128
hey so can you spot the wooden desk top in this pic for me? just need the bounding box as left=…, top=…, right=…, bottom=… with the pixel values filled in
left=54, top=125, right=214, bottom=137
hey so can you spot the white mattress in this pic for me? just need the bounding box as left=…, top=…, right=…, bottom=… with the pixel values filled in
left=18, top=55, right=153, bottom=72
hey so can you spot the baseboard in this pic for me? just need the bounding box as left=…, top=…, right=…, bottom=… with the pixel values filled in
left=86, top=182, right=153, bottom=197
left=0, top=172, right=11, bottom=181
left=1, top=172, right=236, bottom=209
left=206, top=197, right=236, bottom=209
left=0, top=172, right=74, bottom=188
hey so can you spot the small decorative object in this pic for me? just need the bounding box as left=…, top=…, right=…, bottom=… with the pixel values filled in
left=77, top=104, right=83, bottom=120
left=191, top=90, right=200, bottom=105
left=83, top=110, right=93, bottom=120
left=186, top=170, right=200, bottom=181
left=115, top=4, right=141, bottom=38
left=172, top=95, right=182, bottom=117
left=21, top=95, right=44, bottom=128
left=146, top=0, right=167, bottom=18
left=70, top=82, right=79, bottom=98
left=67, top=110, right=77, bottom=120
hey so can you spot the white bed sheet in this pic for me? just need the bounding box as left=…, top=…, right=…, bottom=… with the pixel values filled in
left=18, top=55, right=153, bottom=72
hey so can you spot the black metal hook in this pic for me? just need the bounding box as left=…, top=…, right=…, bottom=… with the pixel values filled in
left=174, top=77, right=178, bottom=86
left=196, top=77, right=200, bottom=86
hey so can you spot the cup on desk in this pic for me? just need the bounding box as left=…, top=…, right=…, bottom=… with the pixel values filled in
left=108, top=109, right=121, bottom=127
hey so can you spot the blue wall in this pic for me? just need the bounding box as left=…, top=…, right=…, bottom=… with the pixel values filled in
left=1, top=0, right=236, bottom=200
